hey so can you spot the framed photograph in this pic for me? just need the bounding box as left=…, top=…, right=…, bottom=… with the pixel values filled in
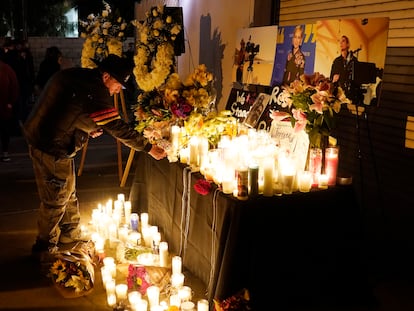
left=243, top=93, right=270, bottom=129
left=314, top=17, right=389, bottom=106
left=270, top=24, right=317, bottom=86
left=232, top=26, right=278, bottom=86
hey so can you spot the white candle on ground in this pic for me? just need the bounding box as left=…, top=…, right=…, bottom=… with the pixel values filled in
left=172, top=255, right=182, bottom=275
left=146, top=285, right=160, bottom=308
left=197, top=299, right=209, bottom=311
left=115, top=283, right=128, bottom=301
left=140, top=212, right=149, bottom=228
left=159, top=241, right=169, bottom=267
left=171, top=272, right=185, bottom=288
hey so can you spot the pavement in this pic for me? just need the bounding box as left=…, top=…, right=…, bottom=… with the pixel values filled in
left=0, top=133, right=205, bottom=311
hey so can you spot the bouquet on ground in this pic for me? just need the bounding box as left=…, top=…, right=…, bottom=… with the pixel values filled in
left=48, top=241, right=96, bottom=298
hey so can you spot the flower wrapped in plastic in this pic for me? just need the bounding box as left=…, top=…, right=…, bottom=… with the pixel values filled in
left=125, top=264, right=171, bottom=296
left=48, top=241, right=96, bottom=298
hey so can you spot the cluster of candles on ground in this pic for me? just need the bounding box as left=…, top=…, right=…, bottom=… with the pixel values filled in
left=170, top=125, right=339, bottom=199
left=82, top=194, right=209, bottom=311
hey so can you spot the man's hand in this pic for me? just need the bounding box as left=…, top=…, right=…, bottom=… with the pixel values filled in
left=148, top=144, right=167, bottom=160
left=90, top=129, right=103, bottom=138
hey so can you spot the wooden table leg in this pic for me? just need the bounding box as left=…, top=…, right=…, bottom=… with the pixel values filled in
left=120, top=149, right=135, bottom=187
left=77, top=138, right=89, bottom=176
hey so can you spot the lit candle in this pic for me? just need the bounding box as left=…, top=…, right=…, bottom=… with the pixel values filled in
left=146, top=285, right=160, bottom=308
left=171, top=125, right=180, bottom=151
left=117, top=193, right=125, bottom=202
left=118, top=225, right=129, bottom=243
left=103, top=256, right=115, bottom=267
left=140, top=212, right=149, bottom=228
left=179, top=147, right=189, bottom=164
left=107, top=293, right=117, bottom=307
left=262, top=157, right=274, bottom=197
left=298, top=170, right=312, bottom=193
left=197, top=299, right=209, bottom=311
left=135, top=299, right=148, bottom=311
left=115, top=283, right=128, bottom=301
left=189, top=136, right=199, bottom=167
left=318, top=174, right=329, bottom=189
left=105, top=278, right=116, bottom=295
left=128, top=291, right=141, bottom=305
left=325, top=146, right=339, bottom=186
left=170, top=294, right=181, bottom=307
left=178, top=286, right=192, bottom=302
left=308, top=148, right=322, bottom=186
left=171, top=272, right=185, bottom=288
left=172, top=255, right=182, bottom=275
left=181, top=301, right=196, bottom=311
left=128, top=231, right=141, bottom=246
left=159, top=241, right=169, bottom=267
left=124, top=200, right=132, bottom=226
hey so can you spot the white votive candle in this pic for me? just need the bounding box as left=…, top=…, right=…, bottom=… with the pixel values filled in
left=135, top=298, right=148, bottom=311
left=105, top=278, right=116, bottom=295
left=107, top=293, right=117, bottom=307
left=197, top=299, right=209, bottom=311
left=178, top=286, right=192, bottom=302
left=146, top=285, right=160, bottom=308
left=115, top=283, right=128, bottom=301
left=128, top=291, right=141, bottom=305
left=171, top=272, right=185, bottom=288
left=181, top=301, right=196, bottom=311
left=318, top=174, right=329, bottom=189
left=170, top=293, right=181, bottom=307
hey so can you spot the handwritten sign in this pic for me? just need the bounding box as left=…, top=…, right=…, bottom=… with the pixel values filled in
left=226, top=85, right=287, bottom=131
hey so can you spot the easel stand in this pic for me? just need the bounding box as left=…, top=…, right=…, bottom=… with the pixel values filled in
left=77, top=89, right=135, bottom=187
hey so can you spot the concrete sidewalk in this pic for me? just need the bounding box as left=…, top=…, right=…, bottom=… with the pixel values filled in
left=0, top=134, right=133, bottom=310
left=0, top=134, right=205, bottom=311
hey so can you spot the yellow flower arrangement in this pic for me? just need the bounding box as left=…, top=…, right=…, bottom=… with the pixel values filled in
left=79, top=0, right=128, bottom=68
left=48, top=243, right=96, bottom=298
left=132, top=5, right=182, bottom=92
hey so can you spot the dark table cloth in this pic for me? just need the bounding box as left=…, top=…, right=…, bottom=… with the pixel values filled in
left=129, top=152, right=370, bottom=309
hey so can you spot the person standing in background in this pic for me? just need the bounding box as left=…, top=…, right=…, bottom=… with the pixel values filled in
left=283, top=25, right=305, bottom=86
left=3, top=39, right=35, bottom=127
left=0, top=49, right=20, bottom=162
left=34, top=46, right=63, bottom=95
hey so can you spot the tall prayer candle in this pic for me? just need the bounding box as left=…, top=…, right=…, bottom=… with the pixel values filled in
left=146, top=285, right=160, bottom=308
left=172, top=255, right=182, bottom=275
left=308, top=148, right=322, bottom=186
left=262, top=157, right=274, bottom=197
left=140, top=213, right=149, bottom=228
left=325, top=146, right=339, bottom=186
left=171, top=125, right=180, bottom=151
left=159, top=241, right=169, bottom=267
left=189, top=136, right=199, bottom=167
